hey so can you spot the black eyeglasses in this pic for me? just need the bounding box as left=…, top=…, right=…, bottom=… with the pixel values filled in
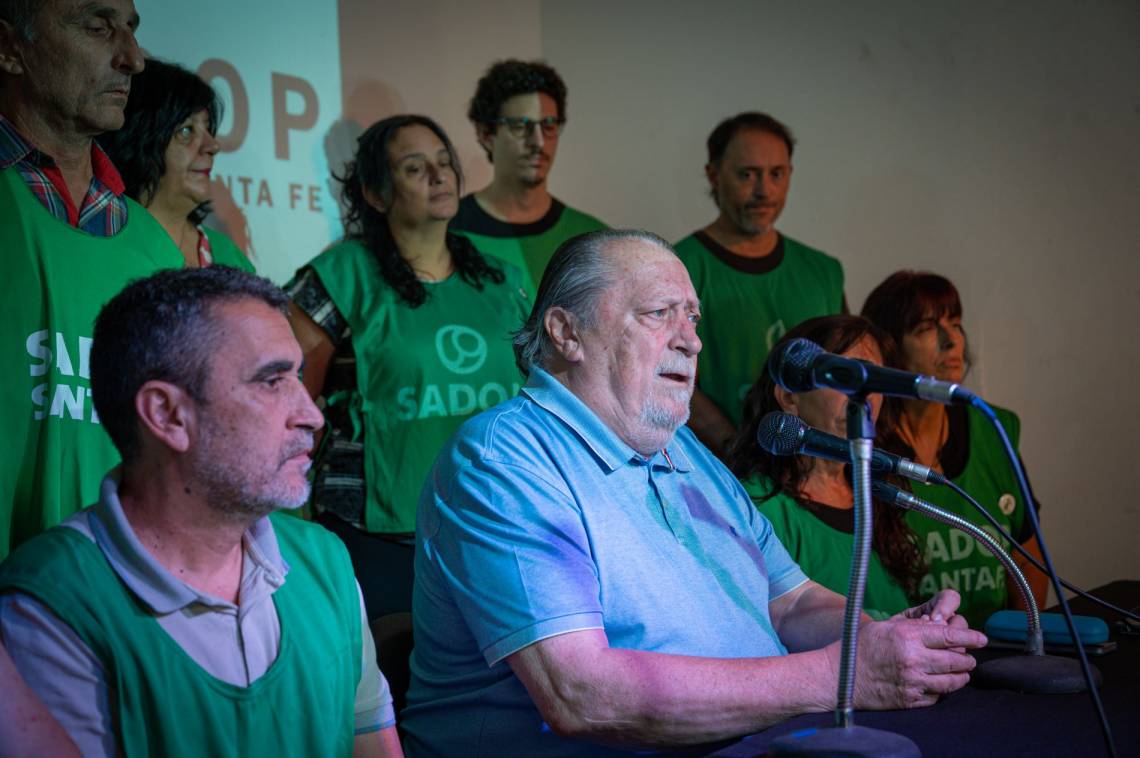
left=491, top=116, right=565, bottom=139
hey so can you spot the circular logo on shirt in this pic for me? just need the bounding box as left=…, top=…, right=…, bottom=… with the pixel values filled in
left=766, top=319, right=787, bottom=350
left=436, top=325, right=487, bottom=375
left=998, top=493, right=1017, bottom=516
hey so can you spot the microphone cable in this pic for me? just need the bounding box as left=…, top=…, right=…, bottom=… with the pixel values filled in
left=936, top=478, right=1140, bottom=624
left=971, top=396, right=1116, bottom=758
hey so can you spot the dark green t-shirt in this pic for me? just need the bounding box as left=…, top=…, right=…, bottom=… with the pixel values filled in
left=450, top=194, right=607, bottom=296
left=0, top=167, right=182, bottom=560
left=742, top=474, right=911, bottom=619
left=306, top=240, right=530, bottom=533
left=674, top=232, right=844, bottom=424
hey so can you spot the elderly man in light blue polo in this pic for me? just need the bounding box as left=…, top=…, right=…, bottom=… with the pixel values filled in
left=402, top=229, right=987, bottom=756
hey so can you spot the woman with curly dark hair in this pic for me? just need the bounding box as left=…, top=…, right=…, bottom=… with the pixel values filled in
left=725, top=315, right=925, bottom=618
left=288, top=115, right=529, bottom=619
left=100, top=58, right=251, bottom=270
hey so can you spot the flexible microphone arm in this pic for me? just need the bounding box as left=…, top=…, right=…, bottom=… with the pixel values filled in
left=871, top=481, right=1043, bottom=654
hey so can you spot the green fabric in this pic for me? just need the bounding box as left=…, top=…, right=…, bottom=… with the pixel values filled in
left=203, top=226, right=255, bottom=272
left=906, top=405, right=1026, bottom=628
left=307, top=240, right=530, bottom=533
left=0, top=513, right=361, bottom=757
left=674, top=234, right=844, bottom=424
left=0, top=168, right=182, bottom=560
left=451, top=202, right=607, bottom=296
left=742, top=475, right=910, bottom=619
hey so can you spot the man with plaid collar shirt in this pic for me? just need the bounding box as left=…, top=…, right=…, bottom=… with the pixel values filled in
left=0, top=0, right=183, bottom=559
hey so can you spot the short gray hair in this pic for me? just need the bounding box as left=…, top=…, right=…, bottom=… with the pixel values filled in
left=0, top=0, right=38, bottom=40
left=513, top=228, right=675, bottom=374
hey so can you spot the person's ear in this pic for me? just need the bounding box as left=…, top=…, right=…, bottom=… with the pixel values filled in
left=362, top=185, right=387, bottom=214
left=774, top=385, right=800, bottom=415
left=134, top=380, right=195, bottom=454
left=0, top=20, right=28, bottom=76
left=543, top=306, right=584, bottom=363
left=476, top=124, right=495, bottom=161
left=704, top=161, right=719, bottom=199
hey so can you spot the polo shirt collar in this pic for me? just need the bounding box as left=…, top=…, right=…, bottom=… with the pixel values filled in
left=521, top=366, right=694, bottom=474
left=88, top=468, right=290, bottom=615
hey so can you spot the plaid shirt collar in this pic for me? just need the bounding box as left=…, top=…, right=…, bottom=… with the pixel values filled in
left=0, top=113, right=128, bottom=234
left=0, top=113, right=42, bottom=170
left=0, top=113, right=126, bottom=194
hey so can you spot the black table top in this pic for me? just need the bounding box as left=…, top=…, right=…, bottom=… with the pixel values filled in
left=707, top=580, right=1140, bottom=757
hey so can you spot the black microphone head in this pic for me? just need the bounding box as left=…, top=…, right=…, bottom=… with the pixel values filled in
left=768, top=338, right=824, bottom=393
left=756, top=412, right=807, bottom=456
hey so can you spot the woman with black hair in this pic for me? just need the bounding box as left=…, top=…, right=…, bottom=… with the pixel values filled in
left=725, top=315, right=925, bottom=618
left=100, top=58, right=251, bottom=270
left=288, top=115, right=529, bottom=618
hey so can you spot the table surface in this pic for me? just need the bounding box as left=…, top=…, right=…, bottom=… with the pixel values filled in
left=707, top=580, right=1140, bottom=758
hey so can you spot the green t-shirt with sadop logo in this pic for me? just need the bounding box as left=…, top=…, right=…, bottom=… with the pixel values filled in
left=903, top=404, right=1029, bottom=628
left=307, top=240, right=530, bottom=534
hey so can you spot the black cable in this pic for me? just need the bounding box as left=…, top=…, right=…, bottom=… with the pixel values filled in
left=971, top=397, right=1116, bottom=758
left=941, top=479, right=1140, bottom=623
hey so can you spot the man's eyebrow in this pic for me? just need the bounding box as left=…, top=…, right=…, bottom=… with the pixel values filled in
left=249, top=360, right=296, bottom=383
left=76, top=3, right=141, bottom=30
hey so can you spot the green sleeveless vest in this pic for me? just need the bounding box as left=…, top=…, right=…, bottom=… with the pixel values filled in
left=0, top=167, right=183, bottom=560
left=307, top=240, right=529, bottom=533
left=0, top=513, right=361, bottom=757
left=906, top=405, right=1026, bottom=628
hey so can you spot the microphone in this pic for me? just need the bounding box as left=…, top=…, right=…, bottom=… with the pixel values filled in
left=768, top=338, right=976, bottom=405
left=870, top=479, right=1097, bottom=695
left=756, top=412, right=946, bottom=485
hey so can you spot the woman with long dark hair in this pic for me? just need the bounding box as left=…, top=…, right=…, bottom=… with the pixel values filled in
left=862, top=271, right=1046, bottom=627
left=100, top=59, right=251, bottom=270
left=725, top=315, right=925, bottom=618
left=288, top=115, right=529, bottom=619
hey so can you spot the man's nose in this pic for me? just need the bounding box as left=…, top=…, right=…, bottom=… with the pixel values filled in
left=526, top=123, right=545, bottom=149
left=291, top=383, right=325, bottom=431
left=114, top=28, right=145, bottom=75
left=672, top=316, right=702, bottom=357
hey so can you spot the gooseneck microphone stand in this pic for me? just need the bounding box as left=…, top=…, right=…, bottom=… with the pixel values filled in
left=872, top=481, right=1099, bottom=694
left=770, top=396, right=920, bottom=757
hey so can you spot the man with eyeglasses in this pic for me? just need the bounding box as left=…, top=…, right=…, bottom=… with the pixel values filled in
left=451, top=59, right=607, bottom=294
left=674, top=112, right=846, bottom=458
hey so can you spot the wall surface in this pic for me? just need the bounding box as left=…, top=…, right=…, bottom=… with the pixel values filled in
left=540, top=0, right=1140, bottom=594
left=140, top=0, right=1140, bottom=594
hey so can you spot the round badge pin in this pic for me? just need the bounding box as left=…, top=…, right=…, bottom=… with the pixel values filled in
left=998, top=493, right=1016, bottom=515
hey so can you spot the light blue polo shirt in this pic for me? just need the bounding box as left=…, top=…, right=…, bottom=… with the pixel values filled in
left=402, top=367, right=808, bottom=757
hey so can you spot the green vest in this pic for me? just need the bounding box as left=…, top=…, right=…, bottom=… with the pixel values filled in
left=0, top=167, right=182, bottom=560
left=307, top=240, right=530, bottom=533
left=906, top=405, right=1026, bottom=628
left=743, top=475, right=911, bottom=619
left=203, top=226, right=255, bottom=272
left=674, top=233, right=844, bottom=424
left=0, top=513, right=361, bottom=757
left=450, top=196, right=608, bottom=295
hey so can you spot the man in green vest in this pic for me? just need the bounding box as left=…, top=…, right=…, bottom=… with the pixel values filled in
left=0, top=267, right=402, bottom=757
left=0, top=0, right=184, bottom=559
left=674, top=112, right=846, bottom=458
left=450, top=59, right=607, bottom=294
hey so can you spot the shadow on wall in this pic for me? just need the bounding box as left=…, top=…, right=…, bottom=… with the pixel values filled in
left=319, top=79, right=409, bottom=240
left=207, top=179, right=255, bottom=261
